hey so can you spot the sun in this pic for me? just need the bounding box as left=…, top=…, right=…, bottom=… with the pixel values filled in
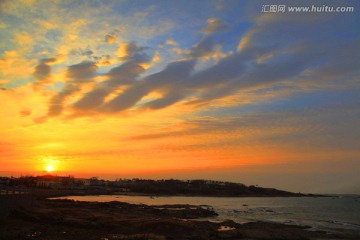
left=45, top=165, right=54, bottom=172
left=42, top=157, right=60, bottom=173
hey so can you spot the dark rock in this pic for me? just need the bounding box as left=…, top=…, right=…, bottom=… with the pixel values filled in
left=0, top=199, right=358, bottom=240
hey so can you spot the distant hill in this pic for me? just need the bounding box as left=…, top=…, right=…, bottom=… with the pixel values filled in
left=1, top=175, right=316, bottom=197
left=114, top=179, right=307, bottom=197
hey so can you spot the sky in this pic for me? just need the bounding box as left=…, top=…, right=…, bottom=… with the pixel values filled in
left=1, top=0, right=359, bottom=194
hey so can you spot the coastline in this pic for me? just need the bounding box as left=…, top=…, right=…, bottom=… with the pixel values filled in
left=1, top=195, right=358, bottom=240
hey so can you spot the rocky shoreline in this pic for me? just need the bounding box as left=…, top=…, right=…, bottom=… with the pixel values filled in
left=0, top=198, right=358, bottom=240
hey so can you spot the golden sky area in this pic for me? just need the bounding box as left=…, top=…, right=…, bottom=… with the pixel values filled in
left=1, top=0, right=359, bottom=194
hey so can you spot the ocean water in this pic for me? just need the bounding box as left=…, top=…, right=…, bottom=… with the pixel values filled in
left=54, top=195, right=360, bottom=234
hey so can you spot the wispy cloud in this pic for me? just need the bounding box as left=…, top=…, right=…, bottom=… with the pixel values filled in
left=48, top=61, right=98, bottom=116
left=24, top=8, right=356, bottom=122
left=32, top=58, right=57, bottom=88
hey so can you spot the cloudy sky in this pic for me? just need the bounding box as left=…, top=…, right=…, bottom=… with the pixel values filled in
left=1, top=0, right=359, bottom=193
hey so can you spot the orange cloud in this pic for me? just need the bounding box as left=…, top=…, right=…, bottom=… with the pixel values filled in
left=105, top=34, right=117, bottom=44
left=202, top=18, right=227, bottom=34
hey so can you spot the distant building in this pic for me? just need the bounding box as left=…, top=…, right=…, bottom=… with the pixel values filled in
left=75, top=178, right=91, bottom=187
left=36, top=175, right=75, bottom=189
left=0, top=177, right=10, bottom=186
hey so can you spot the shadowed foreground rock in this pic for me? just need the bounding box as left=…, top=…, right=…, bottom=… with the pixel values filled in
left=0, top=199, right=358, bottom=240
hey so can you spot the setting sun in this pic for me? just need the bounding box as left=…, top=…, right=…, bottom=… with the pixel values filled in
left=45, top=165, right=54, bottom=173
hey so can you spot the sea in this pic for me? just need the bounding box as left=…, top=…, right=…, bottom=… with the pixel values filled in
left=54, top=195, right=360, bottom=235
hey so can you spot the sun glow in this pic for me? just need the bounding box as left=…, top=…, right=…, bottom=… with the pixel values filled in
left=42, top=157, right=59, bottom=173
left=45, top=165, right=54, bottom=172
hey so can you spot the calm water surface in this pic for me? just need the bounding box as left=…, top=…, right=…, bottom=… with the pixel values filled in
left=54, top=195, right=360, bottom=234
